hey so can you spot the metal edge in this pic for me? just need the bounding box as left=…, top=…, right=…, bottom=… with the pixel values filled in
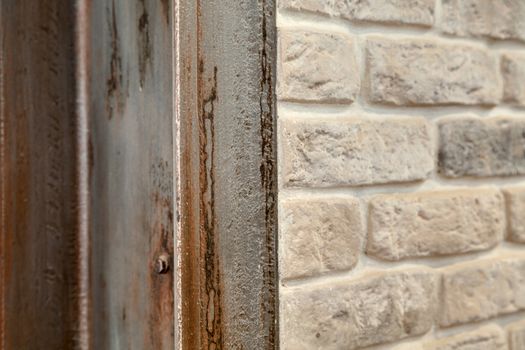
left=175, top=0, right=201, bottom=348
left=0, top=2, right=5, bottom=347
left=74, top=1, right=92, bottom=349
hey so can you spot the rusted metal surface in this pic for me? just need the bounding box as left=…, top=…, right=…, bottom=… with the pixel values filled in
left=0, top=1, right=83, bottom=348
left=174, top=1, right=201, bottom=348
left=1, top=0, right=277, bottom=348
left=88, top=0, right=175, bottom=349
left=176, top=0, right=278, bottom=348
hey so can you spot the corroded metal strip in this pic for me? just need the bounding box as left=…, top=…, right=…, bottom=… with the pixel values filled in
left=177, top=0, right=278, bottom=348
left=176, top=0, right=201, bottom=348
left=259, top=0, right=278, bottom=346
left=0, top=2, right=82, bottom=348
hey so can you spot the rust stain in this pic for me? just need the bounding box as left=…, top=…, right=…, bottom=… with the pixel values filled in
left=180, top=129, right=201, bottom=350
left=106, top=0, right=124, bottom=119
left=179, top=62, right=203, bottom=350
left=198, top=62, right=223, bottom=350
left=160, top=0, right=170, bottom=25
left=138, top=0, right=152, bottom=89
left=258, top=0, right=278, bottom=347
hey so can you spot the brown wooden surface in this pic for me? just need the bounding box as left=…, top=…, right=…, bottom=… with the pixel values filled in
left=0, top=2, right=82, bottom=349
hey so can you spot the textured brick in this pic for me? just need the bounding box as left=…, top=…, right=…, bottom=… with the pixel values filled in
left=426, top=325, right=507, bottom=350
left=367, top=189, right=505, bottom=261
left=281, top=117, right=433, bottom=187
left=278, top=29, right=359, bottom=103
left=508, top=320, right=525, bottom=350
left=281, top=269, right=437, bottom=350
left=366, top=37, right=502, bottom=106
left=438, top=117, right=525, bottom=178
left=502, top=52, right=525, bottom=106
left=441, top=0, right=525, bottom=42
left=279, top=0, right=434, bottom=27
left=440, top=257, right=525, bottom=327
left=504, top=188, right=525, bottom=243
left=280, top=197, right=363, bottom=280
left=393, top=325, right=507, bottom=350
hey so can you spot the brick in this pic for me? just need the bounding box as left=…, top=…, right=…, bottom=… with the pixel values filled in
left=280, top=197, right=363, bottom=280
left=366, top=37, right=502, bottom=106
left=440, top=257, right=525, bottom=327
left=502, top=52, right=525, bottom=106
left=393, top=325, right=507, bottom=350
left=508, top=320, right=525, bottom=350
left=278, top=29, right=359, bottom=103
left=281, top=269, right=437, bottom=349
left=504, top=188, right=525, bottom=243
left=427, top=325, right=507, bottom=350
left=441, top=0, right=525, bottom=42
left=281, top=117, right=433, bottom=188
left=279, top=0, right=434, bottom=27
left=367, top=189, right=505, bottom=261
left=438, top=117, right=525, bottom=178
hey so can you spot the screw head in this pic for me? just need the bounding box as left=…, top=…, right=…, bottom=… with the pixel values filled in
left=155, top=254, right=170, bottom=274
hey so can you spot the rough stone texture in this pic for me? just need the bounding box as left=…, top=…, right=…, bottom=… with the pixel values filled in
left=367, top=189, right=505, bottom=261
left=426, top=325, right=507, bottom=350
left=440, top=257, right=525, bottom=327
left=278, top=29, right=359, bottom=103
left=504, top=188, right=525, bottom=243
left=441, top=0, right=525, bottom=42
left=279, top=0, right=435, bottom=27
left=366, top=37, right=502, bottom=106
left=277, top=1, right=525, bottom=349
left=438, top=117, right=525, bottom=178
left=393, top=325, right=507, bottom=350
left=508, top=320, right=525, bottom=350
left=281, top=117, right=434, bottom=187
left=280, top=197, right=363, bottom=280
left=501, top=52, right=525, bottom=106
left=281, top=269, right=437, bottom=350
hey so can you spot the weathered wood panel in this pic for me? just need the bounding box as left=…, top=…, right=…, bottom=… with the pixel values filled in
left=88, top=1, right=175, bottom=349
left=0, top=2, right=82, bottom=349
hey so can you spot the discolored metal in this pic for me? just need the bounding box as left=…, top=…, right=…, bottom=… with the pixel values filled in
left=0, top=2, right=83, bottom=349
left=176, top=0, right=278, bottom=348
left=88, top=0, right=175, bottom=349
left=1, top=0, right=278, bottom=349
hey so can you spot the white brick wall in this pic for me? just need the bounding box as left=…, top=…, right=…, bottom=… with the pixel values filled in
left=277, top=1, right=525, bottom=349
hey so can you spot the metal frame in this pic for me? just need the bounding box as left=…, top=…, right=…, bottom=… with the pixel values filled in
left=176, top=0, right=278, bottom=348
left=0, top=2, right=84, bottom=348
left=1, top=0, right=277, bottom=348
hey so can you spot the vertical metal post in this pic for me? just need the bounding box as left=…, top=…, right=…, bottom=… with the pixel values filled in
left=0, top=2, right=83, bottom=348
left=177, top=0, right=278, bottom=348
